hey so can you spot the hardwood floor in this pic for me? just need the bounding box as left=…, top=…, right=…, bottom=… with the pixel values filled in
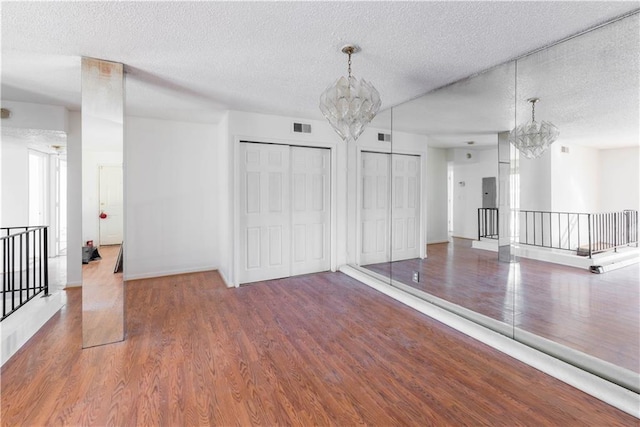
left=1, top=270, right=635, bottom=425
left=364, top=238, right=640, bottom=373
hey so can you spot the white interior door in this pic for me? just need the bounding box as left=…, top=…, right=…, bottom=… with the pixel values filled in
left=239, top=143, right=291, bottom=283
left=98, top=165, right=123, bottom=245
left=360, top=151, right=390, bottom=265
left=291, top=146, right=331, bottom=275
left=391, top=154, right=420, bottom=261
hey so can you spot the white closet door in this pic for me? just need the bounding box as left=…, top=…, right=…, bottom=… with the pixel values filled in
left=291, top=146, right=331, bottom=276
left=239, top=143, right=291, bottom=283
left=360, top=152, right=391, bottom=265
left=391, top=154, right=420, bottom=261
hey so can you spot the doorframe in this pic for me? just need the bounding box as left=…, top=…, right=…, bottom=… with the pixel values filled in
left=355, top=146, right=427, bottom=266
left=232, top=136, right=337, bottom=287
left=28, top=149, right=49, bottom=228
left=97, top=163, right=123, bottom=247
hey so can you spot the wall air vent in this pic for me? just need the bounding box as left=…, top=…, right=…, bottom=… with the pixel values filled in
left=293, top=122, right=312, bottom=134
left=378, top=132, right=391, bottom=142
left=1, top=108, right=11, bottom=119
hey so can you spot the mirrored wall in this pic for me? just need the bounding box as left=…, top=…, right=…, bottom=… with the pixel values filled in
left=349, top=12, right=639, bottom=392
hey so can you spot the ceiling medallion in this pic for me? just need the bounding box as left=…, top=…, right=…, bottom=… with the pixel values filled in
left=319, top=44, right=381, bottom=142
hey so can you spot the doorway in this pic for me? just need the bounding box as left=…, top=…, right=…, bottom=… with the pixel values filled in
left=28, top=150, right=48, bottom=227
left=98, top=165, right=123, bottom=245
left=238, top=142, right=331, bottom=284
left=358, top=151, right=421, bottom=265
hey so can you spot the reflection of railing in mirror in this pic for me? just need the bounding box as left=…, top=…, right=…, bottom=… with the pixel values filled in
left=363, top=236, right=639, bottom=385
left=587, top=210, right=639, bottom=257
left=478, top=208, right=638, bottom=258
left=478, top=207, right=499, bottom=240
left=1, top=226, right=49, bottom=320
left=357, top=12, right=640, bottom=405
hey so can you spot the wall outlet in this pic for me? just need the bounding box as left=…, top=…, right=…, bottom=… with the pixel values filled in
left=412, top=271, right=420, bottom=283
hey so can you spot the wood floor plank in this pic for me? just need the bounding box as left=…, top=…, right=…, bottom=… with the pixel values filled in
left=1, top=269, right=636, bottom=426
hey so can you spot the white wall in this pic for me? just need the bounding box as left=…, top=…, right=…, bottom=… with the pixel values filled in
left=66, top=112, right=82, bottom=287
left=426, top=147, right=448, bottom=243
left=451, top=148, right=498, bottom=239
left=217, top=112, right=231, bottom=286
left=1, top=100, right=68, bottom=133
left=600, top=146, right=640, bottom=212
left=124, top=117, right=218, bottom=280
left=519, top=150, right=552, bottom=211
left=1, top=289, right=63, bottom=367
left=550, top=143, right=600, bottom=213
left=0, top=136, right=29, bottom=227
left=548, top=144, right=637, bottom=214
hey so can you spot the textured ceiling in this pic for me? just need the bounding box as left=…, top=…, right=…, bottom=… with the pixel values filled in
left=1, top=1, right=639, bottom=144
left=393, top=12, right=639, bottom=150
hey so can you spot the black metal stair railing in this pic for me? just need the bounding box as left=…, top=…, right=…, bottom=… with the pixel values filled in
left=477, top=208, right=639, bottom=258
left=587, top=210, right=639, bottom=257
left=1, top=226, right=49, bottom=320
left=477, top=207, right=499, bottom=240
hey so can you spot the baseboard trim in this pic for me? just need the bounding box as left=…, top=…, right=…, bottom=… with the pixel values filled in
left=124, top=266, right=218, bottom=282
left=427, top=239, right=450, bottom=245
left=65, top=281, right=82, bottom=288
left=218, top=269, right=234, bottom=288
left=339, top=265, right=640, bottom=419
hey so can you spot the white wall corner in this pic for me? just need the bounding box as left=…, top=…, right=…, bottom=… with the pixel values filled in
left=66, top=111, right=83, bottom=287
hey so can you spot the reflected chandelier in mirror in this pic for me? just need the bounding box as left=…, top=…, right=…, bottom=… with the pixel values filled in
left=509, top=97, right=559, bottom=159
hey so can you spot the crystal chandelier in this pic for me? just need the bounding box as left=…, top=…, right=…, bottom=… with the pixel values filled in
left=509, top=98, right=559, bottom=159
left=319, top=45, right=381, bottom=142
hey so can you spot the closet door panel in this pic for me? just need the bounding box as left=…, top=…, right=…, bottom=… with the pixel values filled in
left=291, top=146, right=331, bottom=276
left=239, top=143, right=291, bottom=283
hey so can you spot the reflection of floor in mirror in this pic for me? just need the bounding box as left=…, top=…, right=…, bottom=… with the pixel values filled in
left=81, top=245, right=124, bottom=347
left=363, top=237, right=639, bottom=373
left=1, top=270, right=634, bottom=425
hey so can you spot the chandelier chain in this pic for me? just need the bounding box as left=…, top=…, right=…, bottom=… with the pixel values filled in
left=347, top=51, right=352, bottom=79
left=532, top=101, right=536, bottom=122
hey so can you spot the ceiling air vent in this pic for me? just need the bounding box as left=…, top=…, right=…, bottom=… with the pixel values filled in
left=293, top=122, right=312, bottom=134
left=561, top=146, right=570, bottom=154
left=378, top=132, right=391, bottom=142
